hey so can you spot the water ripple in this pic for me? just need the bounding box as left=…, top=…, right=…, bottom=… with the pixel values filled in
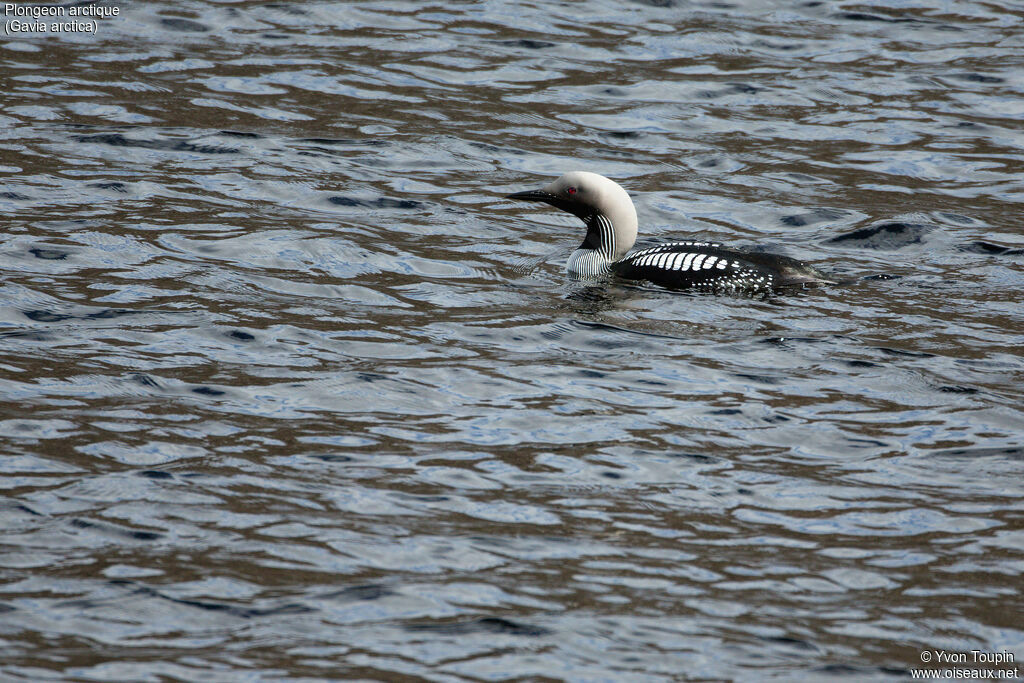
left=1, top=0, right=1022, bottom=679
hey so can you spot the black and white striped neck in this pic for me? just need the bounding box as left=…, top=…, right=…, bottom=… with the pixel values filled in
left=567, top=213, right=617, bottom=277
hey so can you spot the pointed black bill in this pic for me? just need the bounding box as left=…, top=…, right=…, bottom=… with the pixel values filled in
left=505, top=189, right=585, bottom=219
left=505, top=189, right=558, bottom=202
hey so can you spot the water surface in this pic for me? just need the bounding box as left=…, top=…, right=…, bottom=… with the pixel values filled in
left=1, top=1, right=1023, bottom=680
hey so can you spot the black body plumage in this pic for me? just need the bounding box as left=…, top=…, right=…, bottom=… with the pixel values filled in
left=612, top=241, right=821, bottom=294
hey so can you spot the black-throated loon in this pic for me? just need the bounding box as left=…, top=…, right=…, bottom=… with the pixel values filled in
left=506, top=171, right=827, bottom=294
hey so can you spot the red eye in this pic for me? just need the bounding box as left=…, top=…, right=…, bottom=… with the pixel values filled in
left=567, top=187, right=577, bottom=196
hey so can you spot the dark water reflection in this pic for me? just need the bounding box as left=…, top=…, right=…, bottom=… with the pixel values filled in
left=2, top=1, right=1023, bottom=679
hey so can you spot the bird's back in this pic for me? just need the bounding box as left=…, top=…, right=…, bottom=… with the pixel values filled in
left=612, top=241, right=826, bottom=293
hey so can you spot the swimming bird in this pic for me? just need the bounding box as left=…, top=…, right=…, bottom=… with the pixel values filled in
left=506, top=171, right=827, bottom=294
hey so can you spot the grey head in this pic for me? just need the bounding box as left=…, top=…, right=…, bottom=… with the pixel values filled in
left=506, top=171, right=639, bottom=275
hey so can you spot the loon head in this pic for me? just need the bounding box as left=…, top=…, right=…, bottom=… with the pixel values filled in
left=506, top=171, right=638, bottom=264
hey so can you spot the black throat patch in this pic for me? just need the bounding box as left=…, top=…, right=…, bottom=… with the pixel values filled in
left=579, top=214, right=602, bottom=251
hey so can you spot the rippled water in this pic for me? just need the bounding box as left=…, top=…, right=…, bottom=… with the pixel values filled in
left=2, top=1, right=1023, bottom=680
